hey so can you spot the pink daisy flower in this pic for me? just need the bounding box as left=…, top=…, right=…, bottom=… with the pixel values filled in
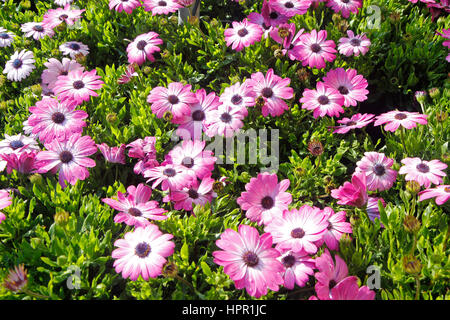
left=164, top=139, right=216, bottom=180
left=265, top=205, right=328, bottom=254
left=118, top=64, right=138, bottom=84
left=42, top=5, right=85, bottom=31
left=279, top=250, right=315, bottom=290
left=293, top=29, right=336, bottom=69
left=112, top=224, right=175, bottom=281
left=224, top=19, right=263, bottom=52
left=300, top=81, right=345, bottom=118
left=219, top=82, right=255, bottom=116
left=331, top=171, right=368, bottom=208
left=144, top=163, right=192, bottom=191
left=127, top=32, right=163, bottom=66
left=0, top=134, right=40, bottom=156
left=175, top=89, right=220, bottom=140
left=313, top=249, right=348, bottom=300
left=1, top=151, right=39, bottom=175
left=21, top=22, right=54, bottom=40
left=338, top=30, right=371, bottom=57
left=41, top=58, right=84, bottom=93
left=399, top=158, right=447, bottom=188
left=204, top=104, right=245, bottom=138
left=316, top=207, right=352, bottom=251
left=97, top=143, right=126, bottom=164
left=331, top=113, right=375, bottom=134
left=311, top=276, right=375, bottom=300
left=213, top=224, right=284, bottom=298
left=246, top=68, right=294, bottom=117
left=103, top=184, right=167, bottom=227
left=109, top=0, right=142, bottom=14
left=0, top=28, right=15, bottom=48
left=127, top=136, right=159, bottom=175
left=147, top=82, right=198, bottom=122
left=326, top=0, right=363, bottom=18
left=59, top=41, right=89, bottom=59
left=0, top=190, right=12, bottom=224
left=237, top=172, right=292, bottom=226
left=269, top=0, right=312, bottom=17
left=27, top=97, right=88, bottom=144
left=322, top=68, right=369, bottom=107
left=3, top=50, right=35, bottom=82
left=168, top=177, right=216, bottom=211
left=36, top=134, right=97, bottom=188
left=247, top=11, right=274, bottom=39
left=261, top=0, right=289, bottom=26
left=374, top=110, right=428, bottom=132
left=419, top=185, right=450, bottom=205
left=142, top=0, right=182, bottom=15
left=54, top=0, right=75, bottom=6
left=355, top=152, right=398, bottom=191
left=269, top=23, right=304, bottom=60
left=367, top=197, right=386, bottom=227
left=53, top=69, right=104, bottom=105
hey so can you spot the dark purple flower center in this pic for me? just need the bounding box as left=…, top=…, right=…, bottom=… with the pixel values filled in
left=317, top=95, right=330, bottom=105
left=310, top=43, right=322, bottom=53
left=59, top=14, right=69, bottom=21
left=350, top=38, right=361, bottom=46
left=60, top=70, right=68, bottom=76
left=128, top=207, right=142, bottom=217
left=269, top=11, right=279, bottom=20
left=168, top=95, right=179, bottom=105
left=346, top=121, right=357, bottom=126
left=242, top=251, right=259, bottom=267
left=69, top=43, right=80, bottom=51
left=261, top=196, right=274, bottom=209
left=0, top=33, right=9, bottom=39
left=33, top=25, right=44, bottom=32
left=416, top=163, right=430, bottom=173
left=163, top=168, right=176, bottom=177
left=373, top=164, right=386, bottom=176
left=231, top=94, right=243, bottom=105
left=135, top=242, right=151, bottom=258
left=394, top=112, right=407, bottom=120
left=338, top=85, right=349, bottom=95
left=192, top=110, right=205, bottom=121
left=282, top=254, right=296, bottom=268
left=73, top=80, right=85, bottom=89
left=220, top=112, right=232, bottom=123
left=12, top=59, right=23, bottom=69
left=182, top=157, right=195, bottom=168
left=10, top=140, right=24, bottom=149
left=59, top=150, right=73, bottom=164
left=329, top=279, right=337, bottom=289
left=262, top=23, right=271, bottom=30
left=262, top=87, right=273, bottom=98
left=52, top=112, right=66, bottom=124
left=291, top=227, right=305, bottom=239
left=238, top=28, right=249, bottom=37
left=136, top=40, right=147, bottom=50
left=285, top=1, right=294, bottom=8
left=158, top=0, right=167, bottom=6
left=327, top=221, right=334, bottom=230
left=188, top=189, right=199, bottom=199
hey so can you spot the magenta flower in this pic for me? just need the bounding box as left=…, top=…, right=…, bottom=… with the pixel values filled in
left=164, top=140, right=216, bottom=180
left=41, top=58, right=84, bottom=93
left=127, top=136, right=159, bottom=175
left=300, top=81, right=345, bottom=118
left=204, top=104, right=246, bottom=138
left=168, top=177, right=216, bottom=211
left=147, top=82, right=198, bottom=122
left=175, top=89, right=221, bottom=140
left=322, top=68, right=369, bottom=107
left=27, top=97, right=88, bottom=144
left=103, top=184, right=167, bottom=227
left=0, top=190, right=12, bottom=224
left=419, top=185, right=450, bottom=205
left=326, top=0, right=363, bottom=18
left=279, top=250, right=315, bottom=290
left=54, top=69, right=104, bottom=105
left=260, top=0, right=289, bottom=26
left=112, top=225, right=175, bottom=281
left=316, top=207, right=352, bottom=251
left=399, top=158, right=447, bottom=188
left=247, top=68, right=294, bottom=117
left=237, top=172, right=292, bottom=226
left=265, top=205, right=328, bottom=254
left=118, top=64, right=138, bottom=85
left=331, top=171, right=368, bottom=208
left=314, top=249, right=349, bottom=300
left=109, top=0, right=141, bottom=13
left=367, top=197, right=386, bottom=227
left=331, top=113, right=375, bottom=134
left=36, top=134, right=97, bottom=188
left=338, top=30, right=371, bottom=57
left=142, top=0, right=182, bottom=15
left=247, top=11, right=273, bottom=39
left=97, top=143, right=126, bottom=164
left=269, top=0, right=312, bottom=17
left=269, top=23, right=304, bottom=60
left=356, top=152, right=398, bottom=191
left=293, top=29, right=336, bottom=69
left=42, top=5, right=85, bottom=31
left=144, top=163, right=193, bottom=191
left=224, top=19, right=263, bottom=52
left=219, top=82, right=255, bottom=116
left=21, top=22, right=54, bottom=40
left=374, top=110, right=428, bottom=132
left=311, top=276, right=375, bottom=300
left=213, top=224, right=284, bottom=298
left=127, top=32, right=163, bottom=66
left=1, top=151, right=39, bottom=175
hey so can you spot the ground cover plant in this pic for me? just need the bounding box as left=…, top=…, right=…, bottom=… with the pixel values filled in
left=0, top=0, right=449, bottom=301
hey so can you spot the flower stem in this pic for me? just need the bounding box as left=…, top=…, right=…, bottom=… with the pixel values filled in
left=400, top=128, right=408, bottom=155
left=22, top=288, right=50, bottom=299
left=414, top=276, right=421, bottom=300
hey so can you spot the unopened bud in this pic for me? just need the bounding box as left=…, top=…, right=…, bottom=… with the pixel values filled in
left=308, top=139, right=324, bottom=157
left=28, top=173, right=43, bottom=186
left=162, top=261, right=178, bottom=278
left=429, top=87, right=440, bottom=99
left=54, top=209, right=70, bottom=226
left=402, top=254, right=422, bottom=275
left=278, top=27, right=290, bottom=39
left=143, top=66, right=152, bottom=75
left=403, top=215, right=421, bottom=233
left=274, top=49, right=284, bottom=59
left=106, top=112, right=118, bottom=124
left=406, top=180, right=421, bottom=195
left=163, top=111, right=173, bottom=122
left=31, top=84, right=42, bottom=96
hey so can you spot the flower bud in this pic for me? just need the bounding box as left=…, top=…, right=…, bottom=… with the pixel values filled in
left=31, top=84, right=42, bottom=96
left=403, top=215, right=421, bottom=233
left=308, top=139, right=324, bottom=156
left=188, top=16, right=199, bottom=26
left=436, top=111, right=448, bottom=123
left=3, top=264, right=28, bottom=293
left=20, top=0, right=31, bottom=9
left=277, top=27, right=290, bottom=39
left=143, top=66, right=152, bottom=75
left=297, top=68, right=309, bottom=84
left=168, top=15, right=178, bottom=24
left=28, top=173, right=44, bottom=186
left=75, top=53, right=86, bottom=65
left=56, top=21, right=67, bottom=32
left=0, top=101, right=7, bottom=112
left=106, top=112, right=118, bottom=124
left=414, top=91, right=426, bottom=104
left=160, top=18, right=168, bottom=25
left=210, top=19, right=219, bottom=28
left=274, top=48, right=284, bottom=59
left=406, top=181, right=421, bottom=195
left=428, top=87, right=440, bottom=100
left=212, top=180, right=224, bottom=193
left=162, top=261, right=178, bottom=278
left=389, top=12, right=400, bottom=23
left=161, top=49, right=170, bottom=59
left=402, top=254, right=422, bottom=275
left=54, top=209, right=70, bottom=226
left=163, top=111, right=173, bottom=122
left=255, top=96, right=265, bottom=108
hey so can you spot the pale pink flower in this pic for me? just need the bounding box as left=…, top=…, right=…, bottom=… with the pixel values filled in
left=41, top=58, right=84, bottom=92
left=399, top=158, right=447, bottom=188
left=127, top=32, right=163, bottom=66
left=118, top=64, right=138, bottom=84
left=279, top=250, right=315, bottom=290
left=338, top=30, right=371, bottom=57
left=314, top=249, right=348, bottom=300
left=331, top=171, right=368, bottom=208
left=59, top=41, right=89, bottom=59
left=219, top=82, right=255, bottom=116
left=260, top=0, right=289, bottom=26
left=331, top=113, right=375, bottom=134
left=53, top=69, right=104, bottom=105
left=326, top=0, right=363, bottom=18
left=293, top=29, right=336, bottom=69
left=224, top=19, right=263, bottom=52
left=355, top=152, right=398, bottom=191
left=126, top=136, right=159, bottom=175
left=97, top=143, right=126, bottom=164
left=269, top=23, right=304, bottom=60
left=366, top=197, right=386, bottom=227
left=311, top=276, right=375, bottom=300
left=144, top=163, right=193, bottom=191
left=168, top=177, right=216, bottom=211
left=1, top=151, right=39, bottom=175
left=300, top=81, right=345, bottom=118
left=418, top=185, right=450, bottom=205
left=109, top=0, right=142, bottom=13
left=322, top=68, right=369, bottom=107
left=269, top=0, right=312, bottom=17
left=42, top=5, right=85, bottom=31
left=213, top=225, right=284, bottom=298
left=21, top=22, right=54, bottom=40
left=374, top=111, right=428, bottom=132
left=316, top=207, right=352, bottom=251
left=204, top=104, right=245, bottom=138
left=142, top=0, right=182, bottom=15
left=0, top=189, right=12, bottom=224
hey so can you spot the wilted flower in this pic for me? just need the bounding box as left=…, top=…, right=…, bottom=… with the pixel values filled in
left=3, top=264, right=28, bottom=292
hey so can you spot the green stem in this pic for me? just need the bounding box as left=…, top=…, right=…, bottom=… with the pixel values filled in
left=414, top=276, right=421, bottom=300
left=174, top=274, right=197, bottom=295
left=400, top=128, right=408, bottom=155
left=22, top=288, right=50, bottom=300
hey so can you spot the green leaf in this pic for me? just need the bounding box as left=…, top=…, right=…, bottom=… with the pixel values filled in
left=180, top=242, right=189, bottom=263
